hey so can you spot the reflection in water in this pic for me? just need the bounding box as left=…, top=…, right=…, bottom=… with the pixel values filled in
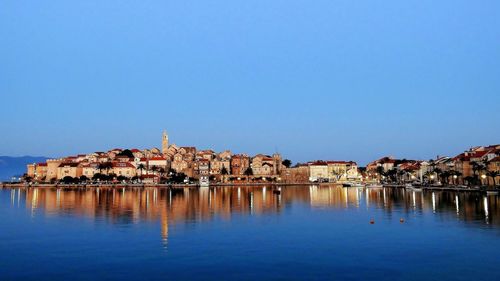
left=3, top=185, right=500, bottom=247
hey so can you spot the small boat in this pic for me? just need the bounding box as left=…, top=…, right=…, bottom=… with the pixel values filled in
left=342, top=182, right=364, bottom=188
left=405, top=183, right=422, bottom=191
left=486, top=190, right=498, bottom=195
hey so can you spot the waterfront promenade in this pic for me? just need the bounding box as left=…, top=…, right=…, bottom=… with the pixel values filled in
left=2, top=182, right=498, bottom=194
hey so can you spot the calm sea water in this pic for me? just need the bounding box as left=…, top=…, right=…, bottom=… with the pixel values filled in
left=0, top=185, right=499, bottom=281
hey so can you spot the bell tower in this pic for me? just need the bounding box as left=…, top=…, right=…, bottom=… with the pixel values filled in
left=162, top=130, right=169, bottom=156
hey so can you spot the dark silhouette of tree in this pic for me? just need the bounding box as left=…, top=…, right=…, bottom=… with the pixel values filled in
left=150, top=165, right=158, bottom=175
left=98, top=162, right=113, bottom=175
left=117, top=149, right=134, bottom=158
left=282, top=159, right=292, bottom=168
left=79, top=175, right=89, bottom=183
left=137, top=163, right=146, bottom=176
left=61, top=176, right=75, bottom=184
left=486, top=170, right=499, bottom=186
left=117, top=175, right=129, bottom=182
left=244, top=167, right=253, bottom=176
left=221, top=166, right=229, bottom=175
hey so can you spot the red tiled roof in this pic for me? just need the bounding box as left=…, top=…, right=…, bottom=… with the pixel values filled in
left=58, top=163, right=79, bottom=168
left=149, top=157, right=166, bottom=161
left=36, top=163, right=47, bottom=167
left=471, top=150, right=489, bottom=158
left=81, top=163, right=99, bottom=168
left=112, top=162, right=135, bottom=168
left=140, top=175, right=159, bottom=179
left=489, top=156, right=500, bottom=162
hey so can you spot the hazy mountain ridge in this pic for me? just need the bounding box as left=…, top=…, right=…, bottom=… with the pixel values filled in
left=0, top=156, right=49, bottom=182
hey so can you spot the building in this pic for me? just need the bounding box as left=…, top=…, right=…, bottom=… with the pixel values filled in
left=46, top=159, right=63, bottom=181
left=308, top=161, right=329, bottom=182
left=198, top=159, right=210, bottom=186
left=112, top=162, right=137, bottom=178
left=231, top=154, right=250, bottom=175
left=283, top=165, right=310, bottom=183
left=57, top=162, right=82, bottom=179
left=81, top=163, right=100, bottom=179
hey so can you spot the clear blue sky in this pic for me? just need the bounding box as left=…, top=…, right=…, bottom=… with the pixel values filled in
left=1, top=1, right=499, bottom=165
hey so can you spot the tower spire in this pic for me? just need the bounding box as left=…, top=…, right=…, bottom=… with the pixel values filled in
left=162, top=130, right=169, bottom=156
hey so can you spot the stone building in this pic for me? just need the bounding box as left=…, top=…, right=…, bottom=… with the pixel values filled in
left=231, top=154, right=250, bottom=175
left=57, top=162, right=82, bottom=179
left=46, top=159, right=63, bottom=181
left=283, top=165, right=310, bottom=183
left=112, top=162, right=137, bottom=178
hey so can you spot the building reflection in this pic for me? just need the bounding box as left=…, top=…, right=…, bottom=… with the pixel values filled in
left=5, top=185, right=500, bottom=246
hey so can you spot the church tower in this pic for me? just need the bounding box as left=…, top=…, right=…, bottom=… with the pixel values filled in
left=162, top=130, right=169, bottom=156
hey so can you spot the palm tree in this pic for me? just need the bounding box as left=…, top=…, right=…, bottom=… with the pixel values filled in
left=158, top=167, right=166, bottom=182
left=404, top=169, right=414, bottom=183
left=137, top=163, right=145, bottom=176
left=440, top=171, right=451, bottom=185
left=424, top=171, right=434, bottom=184
left=221, top=166, right=229, bottom=183
left=99, top=162, right=113, bottom=175
left=150, top=165, right=158, bottom=176
left=376, top=166, right=384, bottom=182
left=449, top=170, right=458, bottom=185
left=456, top=171, right=463, bottom=185
left=433, top=168, right=442, bottom=183
left=471, top=162, right=483, bottom=177
left=486, top=170, right=499, bottom=186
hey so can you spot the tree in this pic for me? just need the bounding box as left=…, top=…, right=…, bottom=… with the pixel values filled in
left=396, top=169, right=406, bottom=184
left=455, top=171, right=463, bottom=185
left=23, top=174, right=33, bottom=183
left=150, top=165, right=158, bottom=175
left=221, top=166, right=229, bottom=175
left=158, top=167, right=166, bottom=177
left=387, top=168, right=398, bottom=183
left=439, top=171, right=451, bottom=185
left=244, top=167, right=253, bottom=176
left=170, top=172, right=187, bottom=184
left=117, top=175, right=129, bottom=182
left=282, top=159, right=292, bottom=168
left=471, top=162, right=485, bottom=176
left=464, top=176, right=476, bottom=186
left=117, top=149, right=134, bottom=158
left=92, top=173, right=104, bottom=181
left=61, top=176, right=75, bottom=184
left=79, top=175, right=89, bottom=183
left=424, top=171, right=434, bottom=184
left=98, top=162, right=113, bottom=175
left=375, top=166, right=384, bottom=182
left=137, top=163, right=146, bottom=176
left=486, top=170, right=499, bottom=186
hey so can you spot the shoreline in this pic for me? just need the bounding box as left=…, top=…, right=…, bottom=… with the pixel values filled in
left=1, top=182, right=497, bottom=193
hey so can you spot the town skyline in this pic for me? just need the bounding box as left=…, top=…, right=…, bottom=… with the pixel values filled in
left=6, top=130, right=499, bottom=167
left=22, top=130, right=499, bottom=188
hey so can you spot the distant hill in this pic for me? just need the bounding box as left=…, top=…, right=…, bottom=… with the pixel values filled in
left=0, top=156, right=49, bottom=182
